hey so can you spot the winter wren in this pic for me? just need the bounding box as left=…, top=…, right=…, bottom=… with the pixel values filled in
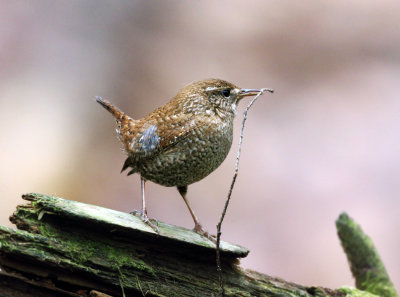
left=96, top=79, right=263, bottom=238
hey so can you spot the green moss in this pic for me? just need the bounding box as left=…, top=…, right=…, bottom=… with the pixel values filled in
left=37, top=221, right=155, bottom=275
left=361, top=272, right=398, bottom=297
left=339, top=286, right=380, bottom=297
left=15, top=198, right=154, bottom=277
left=336, top=213, right=398, bottom=297
left=224, top=287, right=252, bottom=297
left=306, top=287, right=331, bottom=297
left=10, top=201, right=158, bottom=294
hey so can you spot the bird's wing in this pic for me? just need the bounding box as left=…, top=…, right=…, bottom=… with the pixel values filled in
left=121, top=113, right=199, bottom=175
left=124, top=113, right=200, bottom=155
left=156, top=114, right=199, bottom=152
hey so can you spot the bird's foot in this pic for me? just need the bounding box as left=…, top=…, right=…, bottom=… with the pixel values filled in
left=193, top=223, right=216, bottom=243
left=130, top=210, right=160, bottom=233
left=142, top=214, right=160, bottom=233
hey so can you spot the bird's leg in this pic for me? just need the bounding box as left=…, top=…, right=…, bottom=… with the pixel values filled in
left=131, top=177, right=159, bottom=233
left=177, top=186, right=215, bottom=242
left=140, top=177, right=147, bottom=216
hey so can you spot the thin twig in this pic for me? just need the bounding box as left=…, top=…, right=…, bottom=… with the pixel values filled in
left=216, top=88, right=274, bottom=296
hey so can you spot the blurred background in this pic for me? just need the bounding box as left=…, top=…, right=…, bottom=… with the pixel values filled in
left=1, top=0, right=399, bottom=291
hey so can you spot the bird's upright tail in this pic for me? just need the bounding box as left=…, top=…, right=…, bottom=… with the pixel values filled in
left=96, top=96, right=129, bottom=122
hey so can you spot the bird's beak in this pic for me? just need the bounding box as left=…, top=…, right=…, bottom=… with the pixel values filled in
left=238, top=88, right=274, bottom=100
left=239, top=89, right=262, bottom=98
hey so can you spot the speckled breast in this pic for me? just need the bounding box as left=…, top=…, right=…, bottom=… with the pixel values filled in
left=138, top=123, right=233, bottom=187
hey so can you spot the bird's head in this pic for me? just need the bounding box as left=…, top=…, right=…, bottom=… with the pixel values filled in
left=177, top=79, right=264, bottom=117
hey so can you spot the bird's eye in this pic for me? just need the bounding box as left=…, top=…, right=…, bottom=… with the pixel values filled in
left=221, top=89, right=230, bottom=97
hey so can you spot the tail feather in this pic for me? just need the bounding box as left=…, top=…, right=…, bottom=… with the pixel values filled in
left=96, top=96, right=127, bottom=122
left=121, top=157, right=137, bottom=175
left=121, top=157, right=131, bottom=173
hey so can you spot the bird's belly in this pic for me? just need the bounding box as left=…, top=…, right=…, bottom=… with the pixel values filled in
left=139, top=133, right=232, bottom=187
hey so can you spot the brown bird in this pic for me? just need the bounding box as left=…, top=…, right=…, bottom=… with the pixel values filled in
left=96, top=79, right=267, bottom=239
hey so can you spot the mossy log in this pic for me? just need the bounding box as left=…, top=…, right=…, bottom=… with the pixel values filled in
left=0, top=193, right=387, bottom=297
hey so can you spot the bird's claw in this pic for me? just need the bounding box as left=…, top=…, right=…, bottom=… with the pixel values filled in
left=130, top=210, right=160, bottom=233
left=193, top=223, right=216, bottom=243
left=142, top=215, right=160, bottom=233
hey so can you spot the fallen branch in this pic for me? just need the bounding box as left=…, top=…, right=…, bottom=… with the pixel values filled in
left=0, top=193, right=388, bottom=297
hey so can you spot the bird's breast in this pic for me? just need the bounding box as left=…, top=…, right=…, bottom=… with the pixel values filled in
left=138, top=118, right=234, bottom=187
